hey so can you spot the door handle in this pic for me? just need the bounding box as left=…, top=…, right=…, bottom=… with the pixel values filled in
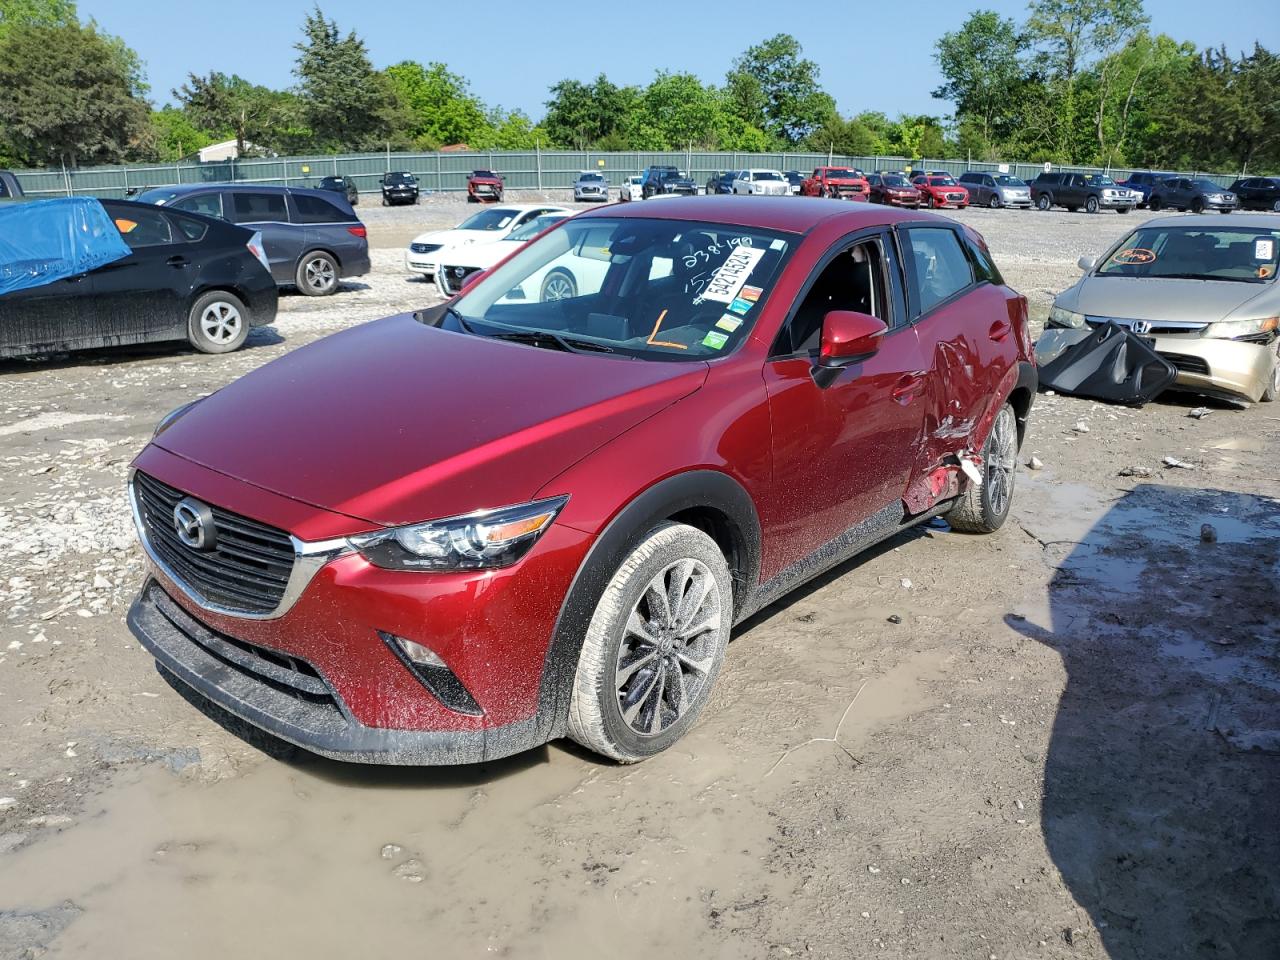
left=892, top=372, right=926, bottom=404
left=988, top=319, right=1012, bottom=342
left=166, top=255, right=188, bottom=268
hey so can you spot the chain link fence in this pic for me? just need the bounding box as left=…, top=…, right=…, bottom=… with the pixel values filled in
left=9, top=149, right=1247, bottom=200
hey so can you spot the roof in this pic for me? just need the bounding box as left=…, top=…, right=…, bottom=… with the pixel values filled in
left=140, top=182, right=333, bottom=198
left=579, top=194, right=929, bottom=234
left=1142, top=213, right=1280, bottom=229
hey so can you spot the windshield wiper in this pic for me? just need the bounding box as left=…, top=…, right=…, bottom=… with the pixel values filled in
left=1152, top=273, right=1256, bottom=283
left=489, top=329, right=614, bottom=354
left=445, top=304, right=476, bottom=333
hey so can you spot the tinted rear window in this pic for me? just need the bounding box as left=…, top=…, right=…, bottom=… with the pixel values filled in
left=292, top=192, right=351, bottom=223
left=231, top=192, right=288, bottom=223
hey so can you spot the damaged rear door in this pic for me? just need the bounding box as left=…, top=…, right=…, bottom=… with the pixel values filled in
left=898, top=224, right=1013, bottom=513
left=89, top=203, right=190, bottom=343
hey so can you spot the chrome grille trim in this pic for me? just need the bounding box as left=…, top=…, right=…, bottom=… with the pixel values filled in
left=129, top=470, right=352, bottom=621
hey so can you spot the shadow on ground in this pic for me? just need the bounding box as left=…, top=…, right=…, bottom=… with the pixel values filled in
left=1009, top=483, right=1280, bottom=958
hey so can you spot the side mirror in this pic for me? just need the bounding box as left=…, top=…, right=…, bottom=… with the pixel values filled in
left=814, top=310, right=887, bottom=387
left=1077, top=256, right=1096, bottom=271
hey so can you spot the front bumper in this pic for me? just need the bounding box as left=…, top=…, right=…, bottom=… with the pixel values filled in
left=405, top=253, right=437, bottom=276
left=883, top=194, right=920, bottom=207
left=1000, top=193, right=1033, bottom=207
left=1150, top=334, right=1276, bottom=403
left=1098, top=196, right=1136, bottom=209
left=383, top=190, right=417, bottom=203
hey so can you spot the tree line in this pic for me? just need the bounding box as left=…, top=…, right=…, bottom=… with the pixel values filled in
left=0, top=0, right=1275, bottom=174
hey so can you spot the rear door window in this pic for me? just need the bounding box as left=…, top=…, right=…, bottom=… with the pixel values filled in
left=291, top=192, right=351, bottom=223
left=111, top=206, right=174, bottom=248
left=902, top=227, right=975, bottom=316
left=230, top=191, right=288, bottom=224
left=172, top=192, right=224, bottom=220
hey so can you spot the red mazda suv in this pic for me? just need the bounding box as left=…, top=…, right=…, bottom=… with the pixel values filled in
left=127, top=196, right=1036, bottom=765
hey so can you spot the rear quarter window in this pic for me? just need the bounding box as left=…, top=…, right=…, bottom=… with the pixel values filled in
left=291, top=192, right=351, bottom=223
left=168, top=212, right=209, bottom=242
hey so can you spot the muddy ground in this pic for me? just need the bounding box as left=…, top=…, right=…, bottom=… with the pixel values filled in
left=1, top=198, right=1277, bottom=959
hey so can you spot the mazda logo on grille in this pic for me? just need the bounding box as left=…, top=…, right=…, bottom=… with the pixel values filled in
left=1130, top=320, right=1152, bottom=334
left=173, top=498, right=217, bottom=551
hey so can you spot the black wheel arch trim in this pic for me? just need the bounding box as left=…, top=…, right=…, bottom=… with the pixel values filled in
left=536, top=469, right=762, bottom=740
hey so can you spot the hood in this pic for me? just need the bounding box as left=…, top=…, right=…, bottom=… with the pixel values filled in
left=153, top=315, right=707, bottom=528
left=1062, top=276, right=1276, bottom=323
left=411, top=227, right=500, bottom=248
left=439, top=238, right=520, bottom=270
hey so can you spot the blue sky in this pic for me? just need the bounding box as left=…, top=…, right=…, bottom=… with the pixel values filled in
left=83, top=0, right=1279, bottom=119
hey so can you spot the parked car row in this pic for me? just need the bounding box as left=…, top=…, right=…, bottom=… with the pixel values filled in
left=1119, top=173, right=1280, bottom=213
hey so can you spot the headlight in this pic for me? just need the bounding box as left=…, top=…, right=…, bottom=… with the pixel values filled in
left=1049, top=306, right=1087, bottom=329
left=1203, top=317, right=1278, bottom=340
left=351, top=496, right=568, bottom=571
left=152, top=399, right=201, bottom=438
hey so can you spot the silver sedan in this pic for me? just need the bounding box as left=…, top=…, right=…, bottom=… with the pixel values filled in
left=1046, top=214, right=1280, bottom=404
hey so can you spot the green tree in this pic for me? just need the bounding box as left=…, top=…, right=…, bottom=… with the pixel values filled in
left=725, top=34, right=834, bottom=144
left=174, top=72, right=292, bottom=156
left=542, top=74, right=636, bottom=148
left=294, top=6, right=384, bottom=150
left=0, top=20, right=148, bottom=166
left=639, top=72, right=725, bottom=148
left=148, top=106, right=219, bottom=161
left=0, top=0, right=75, bottom=40
left=805, top=114, right=883, bottom=156
left=1026, top=0, right=1148, bottom=160
left=933, top=11, right=1027, bottom=152
left=471, top=108, right=548, bottom=150
left=383, top=60, right=489, bottom=147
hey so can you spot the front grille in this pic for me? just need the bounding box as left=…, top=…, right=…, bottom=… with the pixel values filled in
left=1086, top=316, right=1206, bottom=337
left=410, top=242, right=441, bottom=254
left=133, top=471, right=295, bottom=615
left=1161, top=352, right=1211, bottom=375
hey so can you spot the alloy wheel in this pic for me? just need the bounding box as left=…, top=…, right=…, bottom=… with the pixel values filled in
left=986, top=406, right=1017, bottom=517
left=541, top=273, right=575, bottom=301
left=614, top=558, right=721, bottom=737
left=304, top=257, right=336, bottom=293
left=199, top=301, right=243, bottom=344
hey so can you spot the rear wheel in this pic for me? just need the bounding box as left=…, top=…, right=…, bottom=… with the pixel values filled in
left=1149, top=196, right=1163, bottom=211
left=1037, top=194, right=1052, bottom=211
left=296, top=252, right=338, bottom=297
left=540, top=269, right=577, bottom=301
left=1273, top=199, right=1280, bottom=212
left=947, top=404, right=1017, bottom=534
left=187, top=291, right=249, bottom=354
left=567, top=523, right=732, bottom=762
left=1085, top=196, right=1100, bottom=214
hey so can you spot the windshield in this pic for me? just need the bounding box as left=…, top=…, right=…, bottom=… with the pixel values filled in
left=882, top=175, right=910, bottom=187
left=579, top=173, right=604, bottom=182
left=753, top=171, right=783, bottom=181
left=386, top=172, right=415, bottom=183
left=451, top=217, right=794, bottom=361
left=826, top=169, right=857, bottom=178
left=1193, top=179, right=1225, bottom=192
left=472, top=170, right=497, bottom=179
left=458, top=208, right=522, bottom=231
left=1097, top=226, right=1279, bottom=283
left=1084, top=175, right=1117, bottom=186
left=137, top=189, right=180, bottom=205
left=993, top=175, right=1026, bottom=186
left=928, top=176, right=957, bottom=186
left=507, top=214, right=567, bottom=241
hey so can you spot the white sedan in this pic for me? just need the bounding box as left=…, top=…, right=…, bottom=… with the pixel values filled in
left=405, top=203, right=572, bottom=280
left=619, top=176, right=643, bottom=202
left=434, top=212, right=572, bottom=296
left=731, top=169, right=790, bottom=196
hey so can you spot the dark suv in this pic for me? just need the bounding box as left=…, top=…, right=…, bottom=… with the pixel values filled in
left=1118, top=171, right=1170, bottom=207
left=1031, top=172, right=1136, bottom=213
left=137, top=184, right=370, bottom=296
left=641, top=165, right=696, bottom=198
left=1148, top=177, right=1238, bottom=213
left=380, top=171, right=419, bottom=206
left=1226, top=177, right=1279, bottom=212
left=318, top=175, right=359, bottom=205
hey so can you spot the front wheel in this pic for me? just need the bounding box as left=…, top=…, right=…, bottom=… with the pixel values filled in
left=947, top=404, right=1018, bottom=534
left=187, top=291, right=249, bottom=354
left=1037, top=194, right=1052, bottom=211
left=1191, top=198, right=1205, bottom=214
left=988, top=194, right=1002, bottom=209
left=296, top=252, right=338, bottom=296
left=540, top=269, right=577, bottom=301
left=1149, top=196, right=1163, bottom=211
left=567, top=522, right=733, bottom=762
left=1085, top=196, right=1100, bottom=214
left=1262, top=344, right=1279, bottom=402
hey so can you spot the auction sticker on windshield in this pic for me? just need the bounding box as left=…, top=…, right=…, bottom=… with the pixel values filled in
left=701, top=246, right=766, bottom=304
left=1256, top=239, right=1275, bottom=261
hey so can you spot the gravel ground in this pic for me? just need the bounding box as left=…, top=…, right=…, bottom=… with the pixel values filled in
left=0, top=199, right=1277, bottom=960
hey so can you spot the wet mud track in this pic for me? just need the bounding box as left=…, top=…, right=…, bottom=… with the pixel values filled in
left=1, top=203, right=1278, bottom=959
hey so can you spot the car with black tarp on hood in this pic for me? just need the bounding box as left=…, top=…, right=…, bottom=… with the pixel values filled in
left=1, top=197, right=277, bottom=359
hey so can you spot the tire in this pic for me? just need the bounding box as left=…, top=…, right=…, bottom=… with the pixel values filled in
left=1037, top=194, right=1052, bottom=211
left=540, top=269, right=576, bottom=301
left=1085, top=195, right=1100, bottom=214
left=1273, top=199, right=1280, bottom=212
left=567, top=522, right=733, bottom=762
left=187, top=291, right=249, bottom=354
left=1117, top=206, right=1131, bottom=214
left=1191, top=198, right=1205, bottom=214
left=1149, top=196, right=1162, bottom=211
left=946, top=404, right=1018, bottom=534
left=381, top=196, right=388, bottom=207
left=924, top=193, right=935, bottom=208
left=296, top=251, right=338, bottom=297
left=988, top=194, right=1002, bottom=209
